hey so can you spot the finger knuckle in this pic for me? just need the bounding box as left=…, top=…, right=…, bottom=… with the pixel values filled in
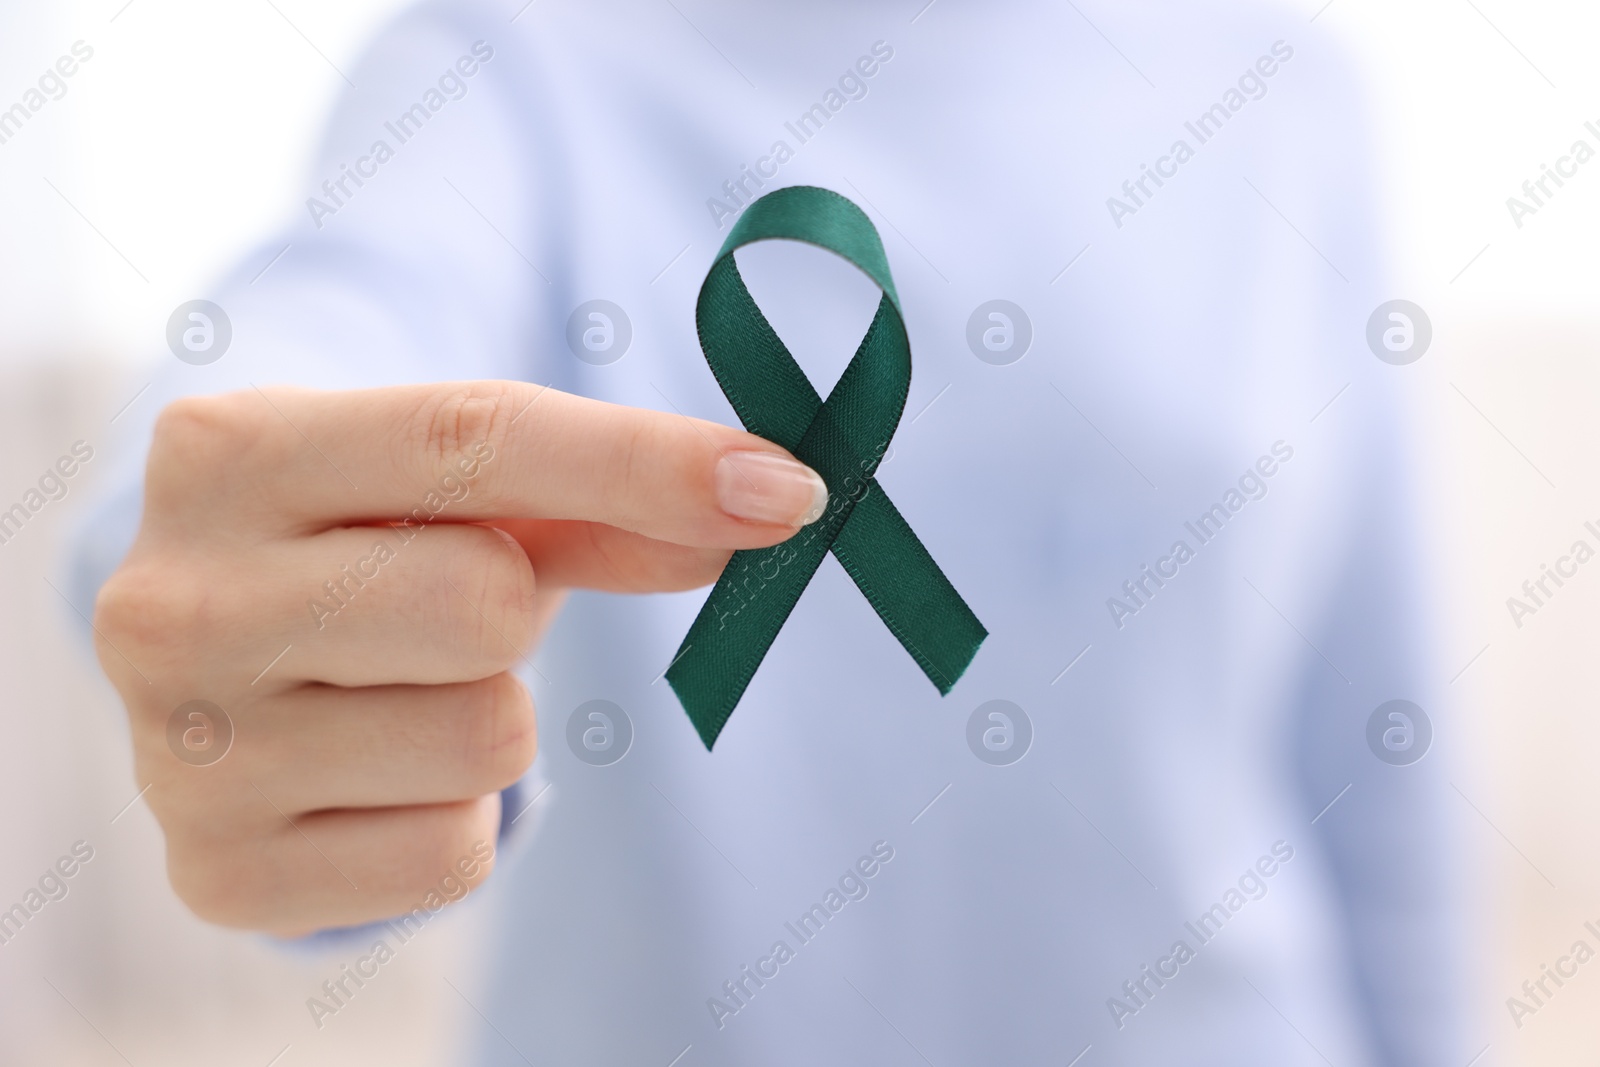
left=147, top=393, right=271, bottom=506
left=93, top=558, right=213, bottom=680
left=166, top=837, right=256, bottom=928
left=457, top=674, right=537, bottom=792
left=396, top=802, right=500, bottom=902
left=446, top=529, right=535, bottom=671
left=410, top=383, right=517, bottom=472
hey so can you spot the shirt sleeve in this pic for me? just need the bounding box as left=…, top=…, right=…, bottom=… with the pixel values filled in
left=66, top=0, right=565, bottom=628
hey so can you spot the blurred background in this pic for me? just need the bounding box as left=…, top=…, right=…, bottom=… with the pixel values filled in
left=1, top=0, right=1598, bottom=1063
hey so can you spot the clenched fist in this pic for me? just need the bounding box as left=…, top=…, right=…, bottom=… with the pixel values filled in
left=93, top=381, right=827, bottom=935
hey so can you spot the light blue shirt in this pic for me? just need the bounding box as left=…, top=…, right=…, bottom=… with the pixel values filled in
left=72, top=1, right=1477, bottom=1062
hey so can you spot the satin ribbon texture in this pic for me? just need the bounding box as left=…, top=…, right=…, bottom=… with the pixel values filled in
left=666, top=185, right=986, bottom=749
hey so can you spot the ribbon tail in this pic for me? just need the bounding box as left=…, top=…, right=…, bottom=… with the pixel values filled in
left=665, top=531, right=833, bottom=749
left=830, top=489, right=987, bottom=694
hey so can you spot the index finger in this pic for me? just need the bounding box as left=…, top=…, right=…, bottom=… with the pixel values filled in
left=149, top=382, right=829, bottom=549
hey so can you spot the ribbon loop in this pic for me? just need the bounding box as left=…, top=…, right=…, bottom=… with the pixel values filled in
left=667, top=186, right=986, bottom=748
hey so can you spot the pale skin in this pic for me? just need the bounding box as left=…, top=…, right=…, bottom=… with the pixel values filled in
left=93, top=380, right=828, bottom=936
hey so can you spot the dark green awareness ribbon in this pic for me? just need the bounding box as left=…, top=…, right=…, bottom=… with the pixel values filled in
left=667, top=185, right=986, bottom=749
